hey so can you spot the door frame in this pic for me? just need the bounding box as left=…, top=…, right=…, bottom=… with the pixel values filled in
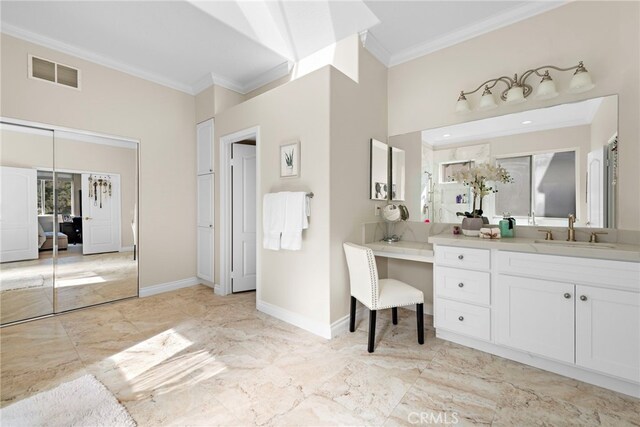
left=219, top=126, right=260, bottom=297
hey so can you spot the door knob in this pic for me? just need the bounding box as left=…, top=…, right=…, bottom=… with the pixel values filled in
left=458, top=282, right=464, bottom=288
left=580, top=295, right=588, bottom=301
left=458, top=316, right=464, bottom=321
left=564, top=293, right=571, bottom=299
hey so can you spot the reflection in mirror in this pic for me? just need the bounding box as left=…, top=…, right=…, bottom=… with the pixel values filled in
left=0, top=123, right=55, bottom=324
left=422, top=95, right=618, bottom=228
left=370, top=138, right=389, bottom=200
left=54, top=132, right=138, bottom=312
left=390, top=147, right=406, bottom=201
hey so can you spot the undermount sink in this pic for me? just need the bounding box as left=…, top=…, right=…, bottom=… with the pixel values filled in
left=533, top=240, right=616, bottom=249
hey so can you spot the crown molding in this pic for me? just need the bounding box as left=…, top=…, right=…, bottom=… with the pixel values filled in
left=360, top=30, right=391, bottom=67
left=241, top=61, right=292, bottom=94
left=1, top=24, right=196, bottom=94
left=388, top=1, right=567, bottom=68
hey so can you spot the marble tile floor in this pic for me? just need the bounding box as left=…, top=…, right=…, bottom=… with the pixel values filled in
left=1, top=285, right=638, bottom=426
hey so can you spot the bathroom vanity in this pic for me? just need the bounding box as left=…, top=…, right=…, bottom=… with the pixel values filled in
left=428, top=235, right=640, bottom=398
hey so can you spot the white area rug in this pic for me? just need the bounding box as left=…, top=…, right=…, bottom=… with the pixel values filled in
left=0, top=374, right=136, bottom=427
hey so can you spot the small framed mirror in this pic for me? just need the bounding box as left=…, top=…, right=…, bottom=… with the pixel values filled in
left=370, top=138, right=389, bottom=200
left=390, top=147, right=406, bottom=201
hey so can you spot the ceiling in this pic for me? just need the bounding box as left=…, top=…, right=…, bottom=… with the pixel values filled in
left=422, top=97, right=604, bottom=147
left=0, top=1, right=565, bottom=95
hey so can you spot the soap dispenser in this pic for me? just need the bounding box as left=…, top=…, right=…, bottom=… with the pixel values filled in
left=499, top=212, right=515, bottom=238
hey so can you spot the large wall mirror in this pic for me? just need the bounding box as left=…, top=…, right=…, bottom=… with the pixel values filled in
left=0, top=121, right=139, bottom=325
left=421, top=95, right=618, bottom=228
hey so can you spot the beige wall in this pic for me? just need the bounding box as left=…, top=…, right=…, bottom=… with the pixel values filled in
left=329, top=46, right=388, bottom=323
left=387, top=1, right=640, bottom=230
left=215, top=68, right=332, bottom=325
left=1, top=33, right=197, bottom=289
left=195, top=84, right=245, bottom=123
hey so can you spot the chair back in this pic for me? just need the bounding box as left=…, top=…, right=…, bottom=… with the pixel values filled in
left=343, top=242, right=379, bottom=309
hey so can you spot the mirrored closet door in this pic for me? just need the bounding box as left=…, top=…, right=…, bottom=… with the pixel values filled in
left=0, top=121, right=139, bottom=325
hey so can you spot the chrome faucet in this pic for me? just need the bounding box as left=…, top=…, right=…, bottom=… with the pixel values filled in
left=567, top=214, right=576, bottom=242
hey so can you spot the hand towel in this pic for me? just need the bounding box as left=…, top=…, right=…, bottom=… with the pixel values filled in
left=479, top=227, right=501, bottom=239
left=262, top=192, right=286, bottom=250
left=281, top=192, right=309, bottom=250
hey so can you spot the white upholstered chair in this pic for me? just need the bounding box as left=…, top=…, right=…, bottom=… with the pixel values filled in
left=343, top=242, right=425, bottom=353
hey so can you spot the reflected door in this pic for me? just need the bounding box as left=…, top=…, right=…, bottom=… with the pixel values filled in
left=0, top=123, right=54, bottom=324
left=81, top=173, right=121, bottom=255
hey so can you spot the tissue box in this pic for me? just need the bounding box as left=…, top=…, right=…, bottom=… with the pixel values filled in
left=479, top=227, right=501, bottom=239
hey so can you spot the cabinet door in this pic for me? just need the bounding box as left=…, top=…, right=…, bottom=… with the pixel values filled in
left=576, top=286, right=640, bottom=381
left=197, top=174, right=213, bottom=228
left=197, top=226, right=214, bottom=282
left=496, top=275, right=575, bottom=363
left=197, top=119, right=214, bottom=175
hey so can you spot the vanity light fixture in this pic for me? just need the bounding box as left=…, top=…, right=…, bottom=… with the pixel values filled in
left=455, top=61, right=594, bottom=113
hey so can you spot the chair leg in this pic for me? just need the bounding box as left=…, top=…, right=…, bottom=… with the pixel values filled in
left=368, top=309, right=377, bottom=353
left=416, top=303, right=424, bottom=345
left=392, top=307, right=398, bottom=325
left=349, top=296, right=356, bottom=333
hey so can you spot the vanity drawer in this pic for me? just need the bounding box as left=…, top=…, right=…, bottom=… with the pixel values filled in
left=435, top=298, right=491, bottom=341
left=435, top=245, right=491, bottom=271
left=435, top=266, right=490, bottom=305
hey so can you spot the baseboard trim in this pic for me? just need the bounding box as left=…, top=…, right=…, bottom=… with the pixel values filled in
left=120, top=246, right=134, bottom=252
left=257, top=299, right=332, bottom=339
left=213, top=284, right=224, bottom=296
left=139, top=277, right=200, bottom=297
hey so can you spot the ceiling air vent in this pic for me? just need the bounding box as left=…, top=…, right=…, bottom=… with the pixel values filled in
left=29, top=55, right=80, bottom=89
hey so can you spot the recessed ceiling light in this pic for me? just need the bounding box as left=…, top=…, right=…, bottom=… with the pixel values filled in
left=443, top=133, right=451, bottom=138
left=522, top=120, right=533, bottom=125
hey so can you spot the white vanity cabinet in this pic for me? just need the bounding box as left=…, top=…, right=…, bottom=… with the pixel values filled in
left=496, top=251, right=640, bottom=383
left=432, top=242, right=640, bottom=397
left=434, top=246, right=491, bottom=342
left=575, top=285, right=640, bottom=381
left=495, top=275, right=575, bottom=363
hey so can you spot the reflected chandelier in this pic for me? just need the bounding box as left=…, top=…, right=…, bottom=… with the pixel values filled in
left=455, top=61, right=595, bottom=113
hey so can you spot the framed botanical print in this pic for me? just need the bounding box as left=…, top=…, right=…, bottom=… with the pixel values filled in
left=280, top=141, right=300, bottom=178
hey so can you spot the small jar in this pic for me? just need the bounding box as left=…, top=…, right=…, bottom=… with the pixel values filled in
left=499, top=213, right=515, bottom=238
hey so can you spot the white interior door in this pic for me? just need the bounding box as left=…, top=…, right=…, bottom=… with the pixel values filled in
left=82, top=173, right=121, bottom=254
left=0, top=166, right=38, bottom=262
left=231, top=144, right=256, bottom=292
left=587, top=148, right=605, bottom=228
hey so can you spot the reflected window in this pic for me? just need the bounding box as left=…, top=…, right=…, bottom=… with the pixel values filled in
left=497, top=151, right=576, bottom=218
left=37, top=172, right=73, bottom=215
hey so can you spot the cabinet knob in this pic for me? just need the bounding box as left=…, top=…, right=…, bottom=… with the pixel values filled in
left=580, top=295, right=587, bottom=301
left=209, top=224, right=213, bottom=228
left=458, top=282, right=464, bottom=288
left=458, top=316, right=464, bottom=321
left=564, top=293, right=572, bottom=299
left=209, top=169, right=213, bottom=172
left=458, top=254, right=464, bottom=260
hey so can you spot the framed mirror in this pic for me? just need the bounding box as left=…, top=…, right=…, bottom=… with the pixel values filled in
left=370, top=138, right=389, bottom=200
left=390, top=147, right=406, bottom=201
left=422, top=95, right=618, bottom=228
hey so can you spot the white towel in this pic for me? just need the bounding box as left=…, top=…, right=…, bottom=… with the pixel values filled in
left=262, top=193, right=286, bottom=250
left=281, top=192, right=309, bottom=251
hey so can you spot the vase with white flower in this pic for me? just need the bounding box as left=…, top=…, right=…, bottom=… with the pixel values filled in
left=453, top=163, right=513, bottom=236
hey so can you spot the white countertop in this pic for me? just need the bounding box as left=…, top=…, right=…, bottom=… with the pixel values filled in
left=428, top=234, right=640, bottom=263
left=364, top=240, right=434, bottom=263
